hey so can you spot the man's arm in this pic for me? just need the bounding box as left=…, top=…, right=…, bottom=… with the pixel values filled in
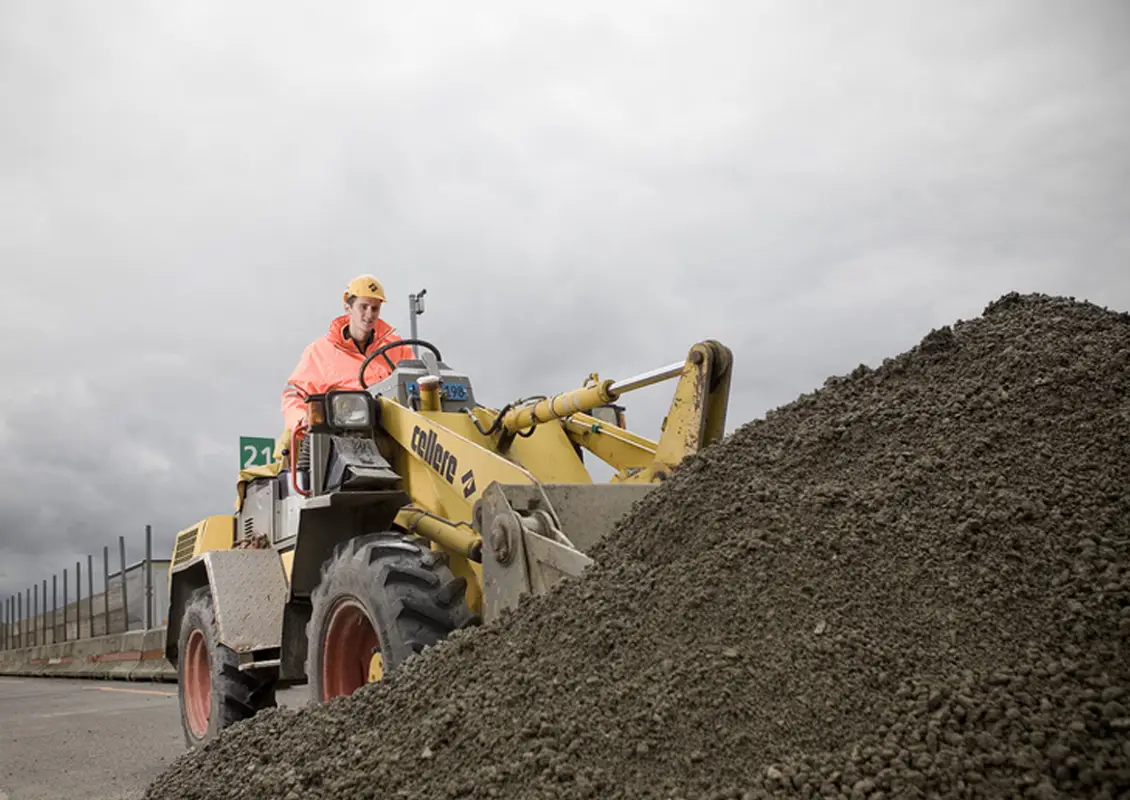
left=281, top=344, right=321, bottom=431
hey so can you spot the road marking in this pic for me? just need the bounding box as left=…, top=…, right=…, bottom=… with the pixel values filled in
left=85, top=686, right=176, bottom=697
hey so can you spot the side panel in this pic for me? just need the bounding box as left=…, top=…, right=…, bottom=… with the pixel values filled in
left=239, top=481, right=276, bottom=542
left=170, top=515, right=235, bottom=571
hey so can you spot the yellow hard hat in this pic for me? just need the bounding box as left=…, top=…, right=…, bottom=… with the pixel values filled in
left=344, top=275, right=386, bottom=303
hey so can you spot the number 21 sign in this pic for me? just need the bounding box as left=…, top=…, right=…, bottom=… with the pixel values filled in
left=240, top=436, right=276, bottom=469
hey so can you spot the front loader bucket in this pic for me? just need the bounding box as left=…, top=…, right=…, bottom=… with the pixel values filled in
left=476, top=482, right=656, bottom=623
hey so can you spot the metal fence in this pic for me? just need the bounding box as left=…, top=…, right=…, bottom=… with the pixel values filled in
left=0, top=525, right=171, bottom=651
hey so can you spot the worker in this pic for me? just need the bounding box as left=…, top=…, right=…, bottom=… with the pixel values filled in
left=281, top=275, right=416, bottom=432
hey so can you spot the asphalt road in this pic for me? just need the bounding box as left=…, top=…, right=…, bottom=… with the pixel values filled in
left=0, top=677, right=307, bottom=800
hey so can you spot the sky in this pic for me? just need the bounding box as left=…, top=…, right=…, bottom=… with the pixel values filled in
left=1, top=1, right=1128, bottom=604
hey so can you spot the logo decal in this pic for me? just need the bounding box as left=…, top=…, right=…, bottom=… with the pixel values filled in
left=411, top=425, right=475, bottom=497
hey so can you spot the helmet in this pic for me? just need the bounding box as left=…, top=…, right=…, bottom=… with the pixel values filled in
left=344, top=275, right=386, bottom=303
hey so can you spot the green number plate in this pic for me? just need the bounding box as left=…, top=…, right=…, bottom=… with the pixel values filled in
left=240, top=436, right=276, bottom=469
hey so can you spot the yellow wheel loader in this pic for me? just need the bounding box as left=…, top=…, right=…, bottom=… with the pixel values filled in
left=164, top=337, right=733, bottom=748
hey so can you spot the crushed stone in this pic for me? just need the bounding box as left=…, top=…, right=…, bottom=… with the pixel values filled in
left=145, top=292, right=1130, bottom=799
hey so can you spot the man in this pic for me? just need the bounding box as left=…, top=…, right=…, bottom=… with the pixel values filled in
left=281, top=275, right=416, bottom=431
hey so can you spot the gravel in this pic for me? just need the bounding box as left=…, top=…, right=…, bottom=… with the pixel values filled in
left=145, top=292, right=1130, bottom=799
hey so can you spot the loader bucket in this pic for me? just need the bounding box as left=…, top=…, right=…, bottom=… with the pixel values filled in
left=476, top=482, right=656, bottom=622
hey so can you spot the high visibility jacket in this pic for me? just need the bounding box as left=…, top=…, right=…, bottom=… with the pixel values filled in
left=281, top=315, right=415, bottom=431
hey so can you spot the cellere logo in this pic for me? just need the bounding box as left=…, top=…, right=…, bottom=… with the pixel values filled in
left=411, top=425, right=477, bottom=498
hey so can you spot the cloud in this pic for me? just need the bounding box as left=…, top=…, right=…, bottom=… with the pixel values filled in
left=1, top=0, right=1127, bottom=599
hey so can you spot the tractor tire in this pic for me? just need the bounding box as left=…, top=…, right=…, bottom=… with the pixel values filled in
left=176, top=585, right=278, bottom=749
left=306, top=531, right=476, bottom=703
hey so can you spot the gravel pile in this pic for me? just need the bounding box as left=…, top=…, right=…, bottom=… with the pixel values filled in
left=146, top=292, right=1130, bottom=799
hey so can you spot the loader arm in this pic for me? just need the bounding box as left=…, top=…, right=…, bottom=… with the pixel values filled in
left=624, top=339, right=732, bottom=482
left=554, top=340, right=733, bottom=483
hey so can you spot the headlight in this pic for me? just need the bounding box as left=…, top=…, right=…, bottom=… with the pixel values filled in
left=328, top=392, right=373, bottom=429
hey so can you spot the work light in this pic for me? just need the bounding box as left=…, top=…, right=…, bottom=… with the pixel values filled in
left=329, top=392, right=373, bottom=429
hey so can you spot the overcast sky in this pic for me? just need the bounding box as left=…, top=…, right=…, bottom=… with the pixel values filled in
left=1, top=1, right=1127, bottom=604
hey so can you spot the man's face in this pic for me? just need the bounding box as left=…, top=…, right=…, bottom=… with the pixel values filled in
left=347, top=297, right=382, bottom=337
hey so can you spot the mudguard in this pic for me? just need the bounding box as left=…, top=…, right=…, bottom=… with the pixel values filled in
left=165, top=549, right=288, bottom=662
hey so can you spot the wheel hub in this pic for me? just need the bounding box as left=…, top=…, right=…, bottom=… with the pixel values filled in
left=183, top=628, right=210, bottom=738
left=322, top=598, right=380, bottom=700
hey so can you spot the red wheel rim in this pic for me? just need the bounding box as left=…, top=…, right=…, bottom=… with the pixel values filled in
left=322, top=598, right=379, bottom=700
left=183, top=628, right=210, bottom=738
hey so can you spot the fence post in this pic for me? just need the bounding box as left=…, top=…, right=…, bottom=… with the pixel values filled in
left=118, top=535, right=129, bottom=633
left=32, top=585, right=38, bottom=647
left=103, top=545, right=110, bottom=637
left=75, top=561, right=82, bottom=640
left=52, top=575, right=57, bottom=643
left=42, top=579, right=47, bottom=644
left=88, top=554, right=94, bottom=638
left=145, top=525, right=153, bottom=630
left=3, top=596, right=8, bottom=650
left=17, top=592, right=22, bottom=649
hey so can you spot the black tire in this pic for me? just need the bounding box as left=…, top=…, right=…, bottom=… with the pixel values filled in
left=176, top=585, right=278, bottom=749
left=306, top=531, right=476, bottom=703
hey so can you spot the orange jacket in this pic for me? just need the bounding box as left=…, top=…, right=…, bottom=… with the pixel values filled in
left=281, top=315, right=416, bottom=430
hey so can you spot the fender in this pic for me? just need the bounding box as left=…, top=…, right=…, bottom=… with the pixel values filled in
left=165, top=549, right=288, bottom=664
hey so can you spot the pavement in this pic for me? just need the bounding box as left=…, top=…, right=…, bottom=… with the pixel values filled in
left=0, top=677, right=307, bottom=800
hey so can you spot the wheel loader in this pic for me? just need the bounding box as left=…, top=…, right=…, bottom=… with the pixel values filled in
left=164, top=336, right=733, bottom=748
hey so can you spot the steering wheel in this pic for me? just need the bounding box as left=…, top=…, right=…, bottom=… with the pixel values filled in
left=359, top=338, right=443, bottom=389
